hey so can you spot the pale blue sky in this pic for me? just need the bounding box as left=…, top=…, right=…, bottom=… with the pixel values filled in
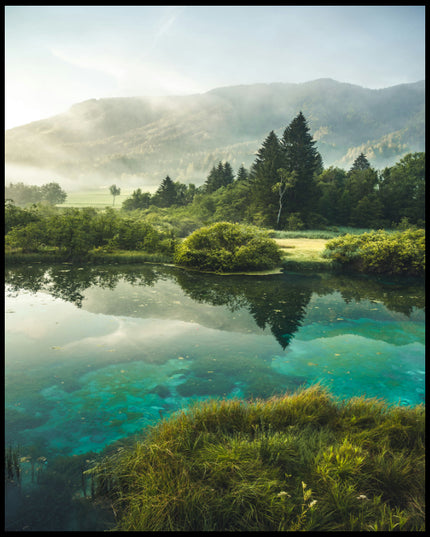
left=5, top=5, right=425, bottom=129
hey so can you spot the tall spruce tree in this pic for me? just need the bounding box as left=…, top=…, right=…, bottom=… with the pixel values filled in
left=349, top=153, right=371, bottom=172
left=249, top=130, right=284, bottom=227
left=153, top=175, right=177, bottom=207
left=280, top=112, right=321, bottom=218
left=205, top=161, right=235, bottom=193
left=204, top=165, right=219, bottom=193
left=222, top=162, right=235, bottom=187
left=236, top=165, right=249, bottom=182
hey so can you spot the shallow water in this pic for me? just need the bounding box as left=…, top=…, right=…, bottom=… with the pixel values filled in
left=4, top=263, right=425, bottom=530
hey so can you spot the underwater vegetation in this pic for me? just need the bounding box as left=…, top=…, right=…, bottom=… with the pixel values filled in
left=4, top=443, right=116, bottom=531
left=87, top=385, right=425, bottom=531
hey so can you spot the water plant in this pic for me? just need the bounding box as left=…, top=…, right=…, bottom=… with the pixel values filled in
left=87, top=385, right=425, bottom=531
left=5, top=444, right=21, bottom=484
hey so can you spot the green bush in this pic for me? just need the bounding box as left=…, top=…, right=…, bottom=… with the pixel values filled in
left=323, top=229, right=425, bottom=276
left=173, top=222, right=282, bottom=272
left=5, top=204, right=177, bottom=260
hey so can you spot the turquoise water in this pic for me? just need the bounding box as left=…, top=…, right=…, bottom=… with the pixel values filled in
left=4, top=264, right=425, bottom=530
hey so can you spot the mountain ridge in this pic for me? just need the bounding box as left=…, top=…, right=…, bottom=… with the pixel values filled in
left=5, top=79, right=425, bottom=190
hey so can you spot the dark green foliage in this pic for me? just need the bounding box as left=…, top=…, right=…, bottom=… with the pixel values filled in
left=5, top=199, right=42, bottom=235
left=349, top=152, right=371, bottom=172
left=315, top=167, right=347, bottom=224
left=247, top=113, right=323, bottom=228
left=249, top=130, right=285, bottom=227
left=236, top=164, right=249, bottom=182
left=323, top=228, right=425, bottom=275
left=152, top=175, right=177, bottom=207
left=118, top=122, right=424, bottom=231
left=87, top=386, right=425, bottom=532
left=122, top=188, right=152, bottom=211
left=212, top=180, right=254, bottom=223
left=173, top=222, right=282, bottom=272
left=204, top=161, right=235, bottom=193
left=340, top=166, right=380, bottom=225
left=280, top=111, right=322, bottom=217
left=378, top=152, right=425, bottom=226
left=150, top=176, right=196, bottom=208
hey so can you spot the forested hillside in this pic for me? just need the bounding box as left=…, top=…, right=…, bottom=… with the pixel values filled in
left=118, top=111, right=424, bottom=231
left=5, top=79, right=424, bottom=190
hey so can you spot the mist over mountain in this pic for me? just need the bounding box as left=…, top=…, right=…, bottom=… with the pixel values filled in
left=5, top=78, right=425, bottom=191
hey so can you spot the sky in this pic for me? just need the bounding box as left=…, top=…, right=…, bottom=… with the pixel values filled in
left=5, top=5, right=426, bottom=130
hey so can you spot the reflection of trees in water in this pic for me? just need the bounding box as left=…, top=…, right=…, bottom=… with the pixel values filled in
left=172, top=270, right=312, bottom=349
left=5, top=265, right=161, bottom=308
left=5, top=264, right=425, bottom=349
left=313, top=273, right=425, bottom=317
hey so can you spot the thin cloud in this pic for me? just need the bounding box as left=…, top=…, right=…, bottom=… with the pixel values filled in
left=51, top=45, right=204, bottom=96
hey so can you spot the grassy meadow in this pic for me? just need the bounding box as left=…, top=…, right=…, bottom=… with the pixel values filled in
left=56, top=188, right=136, bottom=208
left=275, top=237, right=332, bottom=270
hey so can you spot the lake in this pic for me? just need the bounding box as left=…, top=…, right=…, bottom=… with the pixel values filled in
left=4, top=263, right=425, bottom=530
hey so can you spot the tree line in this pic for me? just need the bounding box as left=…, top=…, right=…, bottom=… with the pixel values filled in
left=122, top=112, right=425, bottom=230
left=5, top=182, right=67, bottom=206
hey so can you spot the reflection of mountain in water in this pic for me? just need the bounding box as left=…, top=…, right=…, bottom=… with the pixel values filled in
left=5, top=264, right=425, bottom=350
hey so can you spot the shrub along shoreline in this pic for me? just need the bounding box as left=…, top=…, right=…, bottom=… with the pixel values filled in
left=5, top=207, right=425, bottom=277
left=322, top=228, right=425, bottom=276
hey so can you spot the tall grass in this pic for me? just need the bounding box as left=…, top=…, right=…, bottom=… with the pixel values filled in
left=87, top=385, right=425, bottom=531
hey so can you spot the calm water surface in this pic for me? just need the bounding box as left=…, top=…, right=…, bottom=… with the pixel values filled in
left=5, top=263, right=425, bottom=530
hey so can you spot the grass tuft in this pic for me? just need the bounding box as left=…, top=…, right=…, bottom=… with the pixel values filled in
left=87, top=385, right=425, bottom=531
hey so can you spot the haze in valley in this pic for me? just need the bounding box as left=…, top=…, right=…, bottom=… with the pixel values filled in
left=5, top=6, right=425, bottom=191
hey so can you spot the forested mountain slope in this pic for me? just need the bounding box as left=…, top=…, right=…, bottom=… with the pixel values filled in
left=5, top=78, right=424, bottom=190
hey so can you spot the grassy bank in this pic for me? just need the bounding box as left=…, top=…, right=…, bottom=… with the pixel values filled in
left=88, top=385, right=424, bottom=531
left=5, top=236, right=330, bottom=272
left=4, top=249, right=173, bottom=266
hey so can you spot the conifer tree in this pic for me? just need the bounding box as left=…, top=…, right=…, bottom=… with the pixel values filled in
left=280, top=111, right=321, bottom=217
left=349, top=153, right=371, bottom=172
left=222, top=161, right=235, bottom=187
left=236, top=165, right=249, bottom=182
left=204, top=161, right=234, bottom=193
left=153, top=175, right=177, bottom=207
left=204, top=165, right=219, bottom=193
left=249, top=130, right=284, bottom=226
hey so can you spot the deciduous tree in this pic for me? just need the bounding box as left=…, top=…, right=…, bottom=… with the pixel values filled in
left=109, top=184, right=121, bottom=206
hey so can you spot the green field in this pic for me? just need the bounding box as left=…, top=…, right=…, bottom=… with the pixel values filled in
left=57, top=189, right=136, bottom=208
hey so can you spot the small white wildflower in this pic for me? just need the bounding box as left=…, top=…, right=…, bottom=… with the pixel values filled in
left=277, top=491, right=290, bottom=498
left=309, top=499, right=317, bottom=508
left=356, top=494, right=368, bottom=501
